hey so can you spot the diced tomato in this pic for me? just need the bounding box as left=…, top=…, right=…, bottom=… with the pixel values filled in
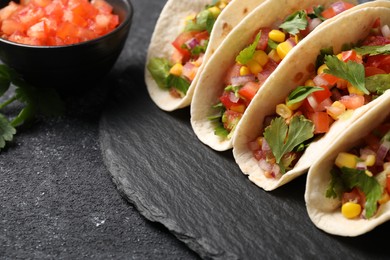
left=255, top=28, right=270, bottom=51
left=91, top=0, right=113, bottom=14
left=224, top=64, right=241, bottom=85
left=1, top=19, right=25, bottom=35
left=366, top=55, right=390, bottom=73
left=171, top=31, right=199, bottom=62
left=341, top=50, right=362, bottom=63
left=365, top=66, right=386, bottom=77
left=238, top=81, right=260, bottom=102
left=342, top=188, right=366, bottom=208
left=313, top=86, right=332, bottom=103
left=31, top=0, right=52, bottom=8
left=26, top=20, right=47, bottom=39
left=220, top=91, right=244, bottom=110
left=194, top=31, right=209, bottom=42
left=339, top=94, right=365, bottom=110
left=387, top=175, right=390, bottom=194
left=321, top=1, right=355, bottom=19
left=0, top=2, right=21, bottom=21
left=309, top=111, right=330, bottom=134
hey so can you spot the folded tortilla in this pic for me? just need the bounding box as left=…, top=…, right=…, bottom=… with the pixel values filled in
left=232, top=1, right=390, bottom=191
left=191, top=0, right=357, bottom=151
left=145, top=0, right=266, bottom=111
left=305, top=90, right=390, bottom=236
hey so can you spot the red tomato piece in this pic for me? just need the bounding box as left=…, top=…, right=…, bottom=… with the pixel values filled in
left=309, top=111, right=330, bottom=134
left=386, top=175, right=390, bottom=195
left=220, top=91, right=243, bottom=110
left=365, top=66, right=386, bottom=77
left=224, top=64, right=241, bottom=85
left=342, top=188, right=366, bottom=208
left=339, top=94, right=365, bottom=110
left=312, top=86, right=332, bottom=104
left=238, top=81, right=260, bottom=102
left=366, top=55, right=390, bottom=73
left=322, top=1, right=355, bottom=19
left=255, top=28, right=270, bottom=51
left=171, top=31, right=199, bottom=62
left=194, top=31, right=209, bottom=42
left=341, top=50, right=362, bottom=63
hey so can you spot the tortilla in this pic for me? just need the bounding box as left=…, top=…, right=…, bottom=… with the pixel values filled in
left=305, top=90, right=390, bottom=236
left=145, top=0, right=266, bottom=111
left=232, top=1, right=390, bottom=191
left=190, top=0, right=357, bottom=151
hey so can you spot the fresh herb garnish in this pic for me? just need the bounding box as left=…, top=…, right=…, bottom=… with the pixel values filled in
left=326, top=167, right=382, bottom=218
left=279, top=10, right=308, bottom=36
left=185, top=9, right=216, bottom=34
left=263, top=115, right=314, bottom=173
left=0, top=65, right=65, bottom=151
left=310, top=5, right=325, bottom=20
left=316, top=47, right=333, bottom=69
left=147, top=57, right=171, bottom=89
left=354, top=44, right=390, bottom=56
left=167, top=75, right=191, bottom=96
left=225, top=85, right=241, bottom=96
left=324, top=55, right=368, bottom=94
left=286, top=86, right=323, bottom=106
left=235, top=32, right=261, bottom=65
left=267, top=39, right=279, bottom=50
left=365, top=74, right=390, bottom=95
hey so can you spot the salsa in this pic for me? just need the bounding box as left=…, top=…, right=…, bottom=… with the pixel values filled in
left=211, top=1, right=355, bottom=139
left=248, top=18, right=390, bottom=179
left=147, top=0, right=230, bottom=98
left=327, top=121, right=390, bottom=219
left=0, top=0, right=119, bottom=46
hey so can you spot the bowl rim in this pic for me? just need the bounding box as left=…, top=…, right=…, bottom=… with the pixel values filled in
left=0, top=0, right=133, bottom=49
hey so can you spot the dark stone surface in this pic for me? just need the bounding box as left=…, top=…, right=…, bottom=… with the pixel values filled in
left=100, top=0, right=390, bottom=259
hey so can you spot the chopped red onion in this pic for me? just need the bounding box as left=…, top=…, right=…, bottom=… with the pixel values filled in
left=313, top=74, right=328, bottom=86
left=376, top=140, right=390, bottom=165
left=272, top=164, right=281, bottom=178
left=356, top=161, right=367, bottom=170
left=231, top=75, right=256, bottom=86
left=185, top=38, right=199, bottom=49
left=259, top=159, right=272, bottom=173
left=261, top=138, right=271, bottom=152
left=309, top=18, right=322, bottom=32
left=229, top=92, right=240, bottom=103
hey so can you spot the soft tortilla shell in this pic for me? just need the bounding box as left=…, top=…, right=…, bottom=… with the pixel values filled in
left=232, top=4, right=390, bottom=190
left=145, top=0, right=266, bottom=111
left=191, top=0, right=357, bottom=151
left=305, top=90, right=390, bottom=236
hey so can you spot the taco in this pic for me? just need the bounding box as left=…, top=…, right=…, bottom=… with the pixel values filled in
left=232, top=1, right=390, bottom=191
left=190, top=0, right=357, bottom=151
left=305, top=93, right=390, bottom=236
left=145, top=0, right=266, bottom=111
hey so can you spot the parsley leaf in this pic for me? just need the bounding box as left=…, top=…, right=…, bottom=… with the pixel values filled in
left=365, top=74, right=390, bottom=95
left=338, top=167, right=382, bottom=219
left=0, top=113, right=16, bottom=149
left=286, top=86, right=323, bottom=106
left=279, top=10, right=308, bottom=35
left=264, top=115, right=314, bottom=173
left=235, top=32, right=261, bottom=65
left=324, top=55, right=368, bottom=94
left=147, top=58, right=171, bottom=89
left=354, top=44, right=390, bottom=56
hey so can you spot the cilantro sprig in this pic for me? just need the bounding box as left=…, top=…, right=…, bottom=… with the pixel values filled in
left=263, top=115, right=314, bottom=173
left=279, top=10, right=308, bottom=36
left=324, top=55, right=368, bottom=94
left=0, top=64, right=64, bottom=151
left=286, top=86, right=323, bottom=107
left=235, top=32, right=261, bottom=65
left=354, top=44, right=390, bottom=56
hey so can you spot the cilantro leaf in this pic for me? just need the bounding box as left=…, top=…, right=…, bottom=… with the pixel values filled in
left=339, top=167, right=382, bottom=219
left=365, top=74, right=390, bottom=95
left=264, top=115, right=314, bottom=173
left=235, top=32, right=261, bottom=65
left=309, top=5, right=325, bottom=21
left=354, top=44, right=390, bottom=56
left=267, top=39, right=279, bottom=50
left=167, top=74, right=190, bottom=96
left=324, top=55, right=368, bottom=94
left=279, top=10, right=308, bottom=35
left=316, top=47, right=333, bottom=69
left=0, top=113, right=16, bottom=149
left=147, top=58, right=171, bottom=89
left=214, top=124, right=229, bottom=138
left=185, top=9, right=216, bottom=34
left=286, top=86, right=323, bottom=106
left=326, top=167, right=347, bottom=199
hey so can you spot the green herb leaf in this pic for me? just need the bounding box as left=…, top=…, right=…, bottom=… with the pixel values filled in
left=147, top=58, right=171, bottom=89
left=316, top=47, right=333, bottom=69
left=279, top=10, right=308, bottom=35
left=225, top=85, right=241, bottom=96
left=167, top=75, right=190, bottom=96
left=339, top=167, right=382, bottom=218
left=324, top=55, right=368, bottom=94
left=326, top=167, right=347, bottom=199
left=235, top=32, right=261, bottom=65
left=0, top=113, right=16, bottom=149
left=286, top=86, right=323, bottom=106
left=214, top=124, right=229, bottom=138
left=264, top=115, right=314, bottom=172
left=185, top=9, right=216, bottom=34
left=365, top=74, right=390, bottom=95
left=267, top=39, right=279, bottom=50
left=354, top=44, right=390, bottom=56
left=309, top=5, right=325, bottom=21
left=10, top=104, right=35, bottom=128
left=0, top=65, right=12, bottom=96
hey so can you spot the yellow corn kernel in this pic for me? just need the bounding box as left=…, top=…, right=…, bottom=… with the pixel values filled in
left=185, top=14, right=196, bottom=21
left=276, top=41, right=293, bottom=60
left=169, top=63, right=183, bottom=76
left=337, top=53, right=343, bottom=60
left=286, top=99, right=303, bottom=111
left=378, top=191, right=390, bottom=205
left=230, top=104, right=245, bottom=113
left=365, top=170, right=373, bottom=177
left=253, top=50, right=269, bottom=66
left=268, top=29, right=285, bottom=43
left=276, top=104, right=293, bottom=119
left=335, top=152, right=358, bottom=169
left=256, top=137, right=263, bottom=147
left=247, top=60, right=263, bottom=74
left=327, top=101, right=346, bottom=120
left=317, top=64, right=329, bottom=75
left=218, top=1, right=227, bottom=9
left=208, top=6, right=221, bottom=17
left=304, top=79, right=315, bottom=86
left=268, top=49, right=281, bottom=63
left=365, top=154, right=376, bottom=167
left=347, top=82, right=365, bottom=95
left=341, top=202, right=362, bottom=219
left=240, top=66, right=250, bottom=76
left=294, top=34, right=299, bottom=44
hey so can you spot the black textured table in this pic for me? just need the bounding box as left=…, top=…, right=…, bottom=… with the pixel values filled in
left=2, top=0, right=389, bottom=259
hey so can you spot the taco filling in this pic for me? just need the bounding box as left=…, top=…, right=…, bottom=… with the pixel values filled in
left=210, top=1, right=355, bottom=139
left=147, top=0, right=230, bottom=98
left=326, top=121, right=390, bottom=220
left=248, top=18, right=390, bottom=179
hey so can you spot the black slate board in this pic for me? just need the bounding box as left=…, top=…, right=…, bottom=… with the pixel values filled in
left=100, top=0, right=390, bottom=259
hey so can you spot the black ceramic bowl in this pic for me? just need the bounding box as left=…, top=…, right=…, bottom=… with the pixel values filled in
left=0, top=0, right=133, bottom=90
